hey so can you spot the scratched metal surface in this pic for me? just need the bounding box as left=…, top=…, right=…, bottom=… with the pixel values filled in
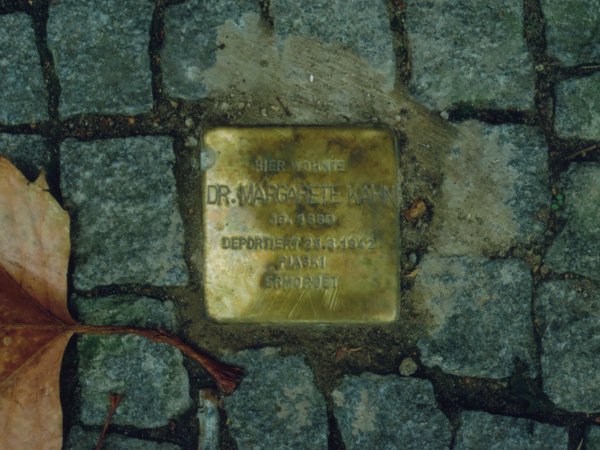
left=202, top=127, right=399, bottom=322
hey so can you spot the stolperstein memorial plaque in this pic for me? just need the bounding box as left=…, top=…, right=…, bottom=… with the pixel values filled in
left=202, top=127, right=399, bottom=322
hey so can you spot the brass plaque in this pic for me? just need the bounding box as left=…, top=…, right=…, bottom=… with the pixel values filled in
left=202, top=127, right=399, bottom=323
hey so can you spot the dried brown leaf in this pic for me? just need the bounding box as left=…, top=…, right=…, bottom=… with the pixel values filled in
left=0, top=158, right=72, bottom=324
left=0, top=157, right=74, bottom=450
left=403, top=199, right=427, bottom=221
left=0, top=157, right=243, bottom=450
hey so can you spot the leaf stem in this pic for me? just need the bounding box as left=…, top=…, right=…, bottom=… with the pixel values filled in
left=95, top=393, right=123, bottom=450
left=1, top=323, right=244, bottom=393
left=73, top=324, right=244, bottom=395
left=565, top=143, right=600, bottom=160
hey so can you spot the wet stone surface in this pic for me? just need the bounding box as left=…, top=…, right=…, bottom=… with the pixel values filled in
left=47, top=0, right=154, bottom=117
left=545, top=163, right=600, bottom=280
left=223, top=348, right=328, bottom=450
left=162, top=0, right=260, bottom=99
left=455, top=411, right=568, bottom=449
left=60, top=137, right=188, bottom=290
left=535, top=280, right=600, bottom=412
left=415, top=256, right=537, bottom=378
left=272, top=0, right=395, bottom=82
left=588, top=426, right=600, bottom=449
left=432, top=121, right=549, bottom=255
left=77, top=298, right=191, bottom=427
left=332, top=374, right=451, bottom=450
left=0, top=134, right=50, bottom=181
left=74, top=294, right=177, bottom=331
left=405, top=0, right=535, bottom=111
left=555, top=73, right=600, bottom=140
left=65, top=426, right=180, bottom=450
left=0, top=13, right=47, bottom=124
left=541, top=0, right=600, bottom=66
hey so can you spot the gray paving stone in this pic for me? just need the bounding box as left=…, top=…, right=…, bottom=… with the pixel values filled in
left=223, top=348, right=328, bottom=450
left=161, top=0, right=260, bottom=99
left=333, top=374, right=451, bottom=450
left=545, top=163, right=600, bottom=280
left=272, top=0, right=394, bottom=81
left=60, top=137, right=188, bottom=290
left=77, top=297, right=191, bottom=427
left=0, top=134, right=50, bottom=181
left=536, top=280, right=600, bottom=412
left=588, top=426, right=600, bottom=450
left=405, top=0, right=534, bottom=110
left=433, top=121, right=549, bottom=255
left=74, top=295, right=177, bottom=331
left=415, top=256, right=536, bottom=378
left=455, top=411, right=568, bottom=449
left=47, top=0, right=153, bottom=117
left=0, top=13, right=47, bottom=124
left=541, top=0, right=600, bottom=66
left=555, top=74, right=600, bottom=140
left=65, top=426, right=180, bottom=450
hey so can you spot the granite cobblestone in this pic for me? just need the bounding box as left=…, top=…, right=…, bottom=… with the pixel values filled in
left=546, top=163, right=600, bottom=281
left=223, top=348, right=328, bottom=450
left=405, top=0, right=535, bottom=111
left=588, top=426, right=600, bottom=449
left=161, top=0, right=260, bottom=99
left=555, top=74, right=600, bottom=140
left=60, top=137, right=189, bottom=290
left=76, top=296, right=191, bottom=428
left=536, top=280, right=600, bottom=412
left=455, top=411, right=568, bottom=449
left=47, top=0, right=154, bottom=117
left=333, top=374, right=452, bottom=449
left=66, top=426, right=180, bottom=450
left=542, top=0, right=600, bottom=66
left=415, top=256, right=537, bottom=378
left=0, top=13, right=48, bottom=124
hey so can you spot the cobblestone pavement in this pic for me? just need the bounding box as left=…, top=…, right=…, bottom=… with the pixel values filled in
left=1, top=0, right=599, bottom=449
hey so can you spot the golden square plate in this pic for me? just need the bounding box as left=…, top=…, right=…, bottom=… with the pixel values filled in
left=202, top=127, right=399, bottom=323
